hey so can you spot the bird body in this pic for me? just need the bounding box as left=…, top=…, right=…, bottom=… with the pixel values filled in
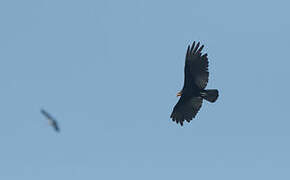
left=170, top=42, right=219, bottom=126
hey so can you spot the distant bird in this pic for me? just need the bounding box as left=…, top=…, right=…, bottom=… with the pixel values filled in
left=41, top=109, right=60, bottom=132
left=170, top=42, right=219, bottom=126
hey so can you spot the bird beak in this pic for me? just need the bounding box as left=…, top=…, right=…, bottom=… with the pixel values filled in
left=176, top=92, right=182, bottom=97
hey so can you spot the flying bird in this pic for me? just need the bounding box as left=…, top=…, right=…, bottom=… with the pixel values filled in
left=170, top=41, right=219, bottom=126
left=41, top=109, right=60, bottom=132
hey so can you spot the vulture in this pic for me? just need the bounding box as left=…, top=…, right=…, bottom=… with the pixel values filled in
left=170, top=42, right=219, bottom=126
left=41, top=109, right=60, bottom=132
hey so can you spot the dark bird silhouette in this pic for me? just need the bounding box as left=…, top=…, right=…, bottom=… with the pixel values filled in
left=170, top=42, right=219, bottom=126
left=41, top=109, right=60, bottom=132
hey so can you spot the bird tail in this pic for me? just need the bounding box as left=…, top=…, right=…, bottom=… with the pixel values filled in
left=200, top=89, right=219, bottom=103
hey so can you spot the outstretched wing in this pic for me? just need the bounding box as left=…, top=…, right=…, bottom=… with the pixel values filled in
left=183, top=42, right=209, bottom=90
left=52, top=121, right=60, bottom=132
left=170, top=96, right=203, bottom=126
left=41, top=109, right=54, bottom=120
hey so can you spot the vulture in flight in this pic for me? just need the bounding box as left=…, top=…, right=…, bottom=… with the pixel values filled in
left=41, top=109, right=60, bottom=132
left=170, top=42, right=219, bottom=126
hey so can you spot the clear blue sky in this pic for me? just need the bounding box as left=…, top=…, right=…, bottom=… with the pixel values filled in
left=1, top=0, right=290, bottom=179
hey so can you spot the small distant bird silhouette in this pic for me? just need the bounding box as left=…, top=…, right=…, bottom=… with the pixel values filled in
left=41, top=109, right=60, bottom=132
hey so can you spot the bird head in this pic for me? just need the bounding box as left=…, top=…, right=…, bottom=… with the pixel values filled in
left=176, top=91, right=182, bottom=97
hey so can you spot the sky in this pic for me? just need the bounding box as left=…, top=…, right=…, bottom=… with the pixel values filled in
left=1, top=0, right=290, bottom=179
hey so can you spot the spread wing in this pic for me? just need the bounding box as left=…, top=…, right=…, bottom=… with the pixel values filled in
left=170, top=96, right=203, bottom=126
left=41, top=109, right=54, bottom=120
left=52, top=121, right=60, bottom=132
left=183, top=42, right=209, bottom=90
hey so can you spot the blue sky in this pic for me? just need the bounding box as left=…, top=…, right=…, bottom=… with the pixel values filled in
left=1, top=0, right=290, bottom=179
